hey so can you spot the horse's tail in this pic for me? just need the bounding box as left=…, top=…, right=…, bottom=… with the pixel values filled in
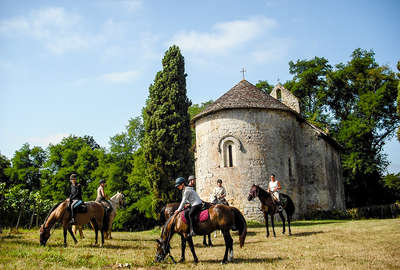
left=283, top=194, right=295, bottom=218
left=102, top=207, right=110, bottom=231
left=231, top=207, right=247, bottom=248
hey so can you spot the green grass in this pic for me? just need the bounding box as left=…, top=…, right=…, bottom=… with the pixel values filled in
left=1, top=219, right=399, bottom=269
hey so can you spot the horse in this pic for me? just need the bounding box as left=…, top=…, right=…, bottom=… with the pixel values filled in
left=73, top=192, right=125, bottom=240
left=160, top=202, right=213, bottom=247
left=39, top=199, right=105, bottom=247
left=247, top=184, right=295, bottom=237
left=155, top=204, right=247, bottom=264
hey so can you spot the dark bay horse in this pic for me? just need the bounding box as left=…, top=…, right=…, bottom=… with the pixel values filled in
left=39, top=200, right=105, bottom=247
left=248, top=184, right=295, bottom=237
left=155, top=204, right=247, bottom=264
left=160, top=202, right=213, bottom=246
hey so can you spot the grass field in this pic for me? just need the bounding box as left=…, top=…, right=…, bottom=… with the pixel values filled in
left=1, top=219, right=399, bottom=270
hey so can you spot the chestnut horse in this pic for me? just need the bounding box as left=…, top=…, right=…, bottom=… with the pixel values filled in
left=155, top=204, right=247, bottom=264
left=73, top=192, right=125, bottom=240
left=39, top=200, right=105, bottom=247
left=248, top=184, right=295, bottom=237
left=160, top=202, right=213, bottom=247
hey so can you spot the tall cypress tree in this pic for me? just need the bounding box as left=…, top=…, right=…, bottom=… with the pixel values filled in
left=143, top=45, right=192, bottom=216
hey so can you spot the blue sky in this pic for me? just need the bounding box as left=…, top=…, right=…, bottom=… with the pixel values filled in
left=1, top=0, right=399, bottom=173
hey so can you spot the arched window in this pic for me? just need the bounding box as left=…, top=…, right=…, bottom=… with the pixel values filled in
left=223, top=141, right=235, bottom=167
left=277, top=89, right=282, bottom=102
left=218, top=135, right=244, bottom=168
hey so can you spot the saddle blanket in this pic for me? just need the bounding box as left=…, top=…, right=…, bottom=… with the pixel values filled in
left=180, top=209, right=209, bottom=224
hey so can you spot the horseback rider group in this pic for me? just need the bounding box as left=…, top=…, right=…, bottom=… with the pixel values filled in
left=68, top=174, right=112, bottom=224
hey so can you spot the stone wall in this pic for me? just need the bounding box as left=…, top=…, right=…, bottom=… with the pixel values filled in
left=194, top=108, right=344, bottom=221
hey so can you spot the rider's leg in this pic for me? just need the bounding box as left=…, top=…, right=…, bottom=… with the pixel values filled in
left=188, top=204, right=201, bottom=236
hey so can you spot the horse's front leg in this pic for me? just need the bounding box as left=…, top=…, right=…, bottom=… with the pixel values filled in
left=207, top=233, right=213, bottom=247
left=63, top=227, right=68, bottom=247
left=271, top=214, right=276, bottom=237
left=100, top=226, right=104, bottom=247
left=179, top=235, right=186, bottom=262
left=202, top=234, right=208, bottom=247
left=67, top=225, right=78, bottom=244
left=186, top=236, right=198, bottom=264
left=263, top=212, right=269, bottom=238
left=287, top=214, right=292, bottom=236
left=278, top=211, right=286, bottom=234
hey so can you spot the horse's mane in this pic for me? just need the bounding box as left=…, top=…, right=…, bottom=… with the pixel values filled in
left=161, top=212, right=178, bottom=249
left=256, top=185, right=271, bottom=198
left=43, top=200, right=65, bottom=225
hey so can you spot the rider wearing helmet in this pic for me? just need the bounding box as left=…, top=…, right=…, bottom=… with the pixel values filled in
left=174, top=175, right=202, bottom=237
left=69, top=174, right=83, bottom=224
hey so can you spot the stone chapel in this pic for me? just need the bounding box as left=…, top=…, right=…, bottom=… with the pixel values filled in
left=191, top=79, right=345, bottom=220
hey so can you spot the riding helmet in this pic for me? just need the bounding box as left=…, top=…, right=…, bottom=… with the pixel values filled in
left=70, top=174, right=77, bottom=180
left=175, top=177, right=186, bottom=187
left=99, top=179, right=106, bottom=184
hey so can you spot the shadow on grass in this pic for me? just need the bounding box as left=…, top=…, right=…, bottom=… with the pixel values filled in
left=0, top=234, right=23, bottom=240
left=200, top=256, right=284, bottom=264
left=247, top=220, right=349, bottom=228
left=290, top=231, right=324, bottom=237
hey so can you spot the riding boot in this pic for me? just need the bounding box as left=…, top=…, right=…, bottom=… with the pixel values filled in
left=189, top=222, right=196, bottom=237
left=70, top=207, right=76, bottom=224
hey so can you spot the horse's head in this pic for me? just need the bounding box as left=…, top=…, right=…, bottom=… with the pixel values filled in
left=39, top=224, right=50, bottom=246
left=118, top=192, right=126, bottom=208
left=248, top=184, right=259, bottom=201
left=155, top=238, right=170, bottom=262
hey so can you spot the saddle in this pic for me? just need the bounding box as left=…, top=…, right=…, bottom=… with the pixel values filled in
left=181, top=209, right=209, bottom=225
left=68, top=202, right=88, bottom=213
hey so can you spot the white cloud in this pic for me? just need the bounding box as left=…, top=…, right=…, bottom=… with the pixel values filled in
left=100, top=70, right=141, bottom=83
left=170, top=17, right=277, bottom=54
left=28, top=133, right=68, bottom=147
left=0, top=7, right=97, bottom=54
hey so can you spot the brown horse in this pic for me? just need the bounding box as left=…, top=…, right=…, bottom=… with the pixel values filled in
left=72, top=192, right=125, bottom=240
left=160, top=202, right=213, bottom=247
left=248, top=184, right=295, bottom=237
left=39, top=200, right=105, bottom=247
left=155, top=204, right=247, bottom=264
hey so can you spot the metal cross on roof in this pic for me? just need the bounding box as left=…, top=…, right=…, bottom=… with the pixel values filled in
left=240, top=68, right=246, bottom=80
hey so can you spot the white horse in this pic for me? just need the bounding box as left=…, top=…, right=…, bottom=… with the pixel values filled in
left=73, top=192, right=125, bottom=239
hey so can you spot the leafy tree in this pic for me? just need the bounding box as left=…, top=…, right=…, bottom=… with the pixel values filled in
left=278, top=49, right=399, bottom=207
left=41, top=135, right=101, bottom=202
left=255, top=80, right=274, bottom=94
left=0, top=153, right=11, bottom=186
left=143, top=45, right=193, bottom=216
left=383, top=173, right=400, bottom=199
left=326, top=49, right=399, bottom=206
left=285, top=57, right=332, bottom=128
left=397, top=61, right=400, bottom=142
left=6, top=144, right=46, bottom=191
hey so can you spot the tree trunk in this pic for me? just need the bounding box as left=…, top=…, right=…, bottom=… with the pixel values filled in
left=29, top=209, right=35, bottom=229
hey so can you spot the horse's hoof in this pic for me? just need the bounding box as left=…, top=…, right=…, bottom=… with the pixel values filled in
left=178, top=258, right=185, bottom=263
left=63, top=244, right=67, bottom=248
left=221, top=261, right=227, bottom=264
left=209, top=244, right=214, bottom=247
left=194, top=259, right=199, bottom=264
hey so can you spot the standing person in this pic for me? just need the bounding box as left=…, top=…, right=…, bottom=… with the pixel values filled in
left=267, top=174, right=282, bottom=211
left=96, top=179, right=112, bottom=211
left=211, top=179, right=227, bottom=205
left=69, top=174, right=83, bottom=224
left=174, top=175, right=202, bottom=236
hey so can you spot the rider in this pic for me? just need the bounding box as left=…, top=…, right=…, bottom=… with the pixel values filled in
left=174, top=175, right=202, bottom=237
left=211, top=179, right=227, bottom=204
left=69, top=174, right=83, bottom=224
left=267, top=174, right=283, bottom=211
left=96, top=179, right=112, bottom=212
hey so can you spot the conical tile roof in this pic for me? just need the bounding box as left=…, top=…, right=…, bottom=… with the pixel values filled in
left=192, top=80, right=297, bottom=122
